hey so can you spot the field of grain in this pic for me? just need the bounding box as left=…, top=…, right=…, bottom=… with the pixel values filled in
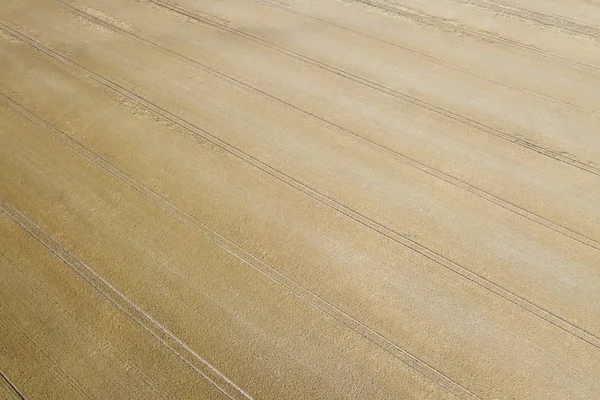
left=1, top=0, right=599, bottom=398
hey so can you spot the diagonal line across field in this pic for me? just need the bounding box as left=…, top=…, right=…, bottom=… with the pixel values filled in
left=0, top=250, right=169, bottom=399
left=1, top=19, right=599, bottom=356
left=0, top=196, right=253, bottom=400
left=258, top=0, right=598, bottom=115
left=351, top=0, right=600, bottom=73
left=447, top=0, right=600, bottom=41
left=0, top=370, right=26, bottom=400
left=56, top=0, right=600, bottom=254
left=144, top=0, right=600, bottom=177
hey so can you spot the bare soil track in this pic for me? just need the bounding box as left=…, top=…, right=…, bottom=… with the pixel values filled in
left=1, top=0, right=599, bottom=398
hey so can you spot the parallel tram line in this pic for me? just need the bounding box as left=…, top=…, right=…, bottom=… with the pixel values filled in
left=451, top=0, right=600, bottom=41
left=0, top=195, right=253, bottom=400
left=1, top=23, right=599, bottom=354
left=0, top=370, right=26, bottom=400
left=52, top=1, right=600, bottom=252
left=0, top=95, right=477, bottom=400
left=144, top=0, right=600, bottom=177
left=258, top=0, right=598, bottom=115
left=351, top=0, right=600, bottom=73
left=0, top=250, right=168, bottom=400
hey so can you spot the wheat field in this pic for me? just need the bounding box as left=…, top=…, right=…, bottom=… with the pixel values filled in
left=1, top=0, right=599, bottom=398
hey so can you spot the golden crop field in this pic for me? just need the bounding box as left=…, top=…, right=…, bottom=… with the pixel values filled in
left=1, top=0, right=599, bottom=398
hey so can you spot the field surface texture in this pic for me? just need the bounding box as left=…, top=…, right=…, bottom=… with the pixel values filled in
left=1, top=0, right=599, bottom=398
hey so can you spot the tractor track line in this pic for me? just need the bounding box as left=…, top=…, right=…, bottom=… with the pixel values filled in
left=0, top=371, right=26, bottom=400
left=144, top=0, right=600, bottom=177
left=453, top=0, right=600, bottom=40
left=59, top=0, right=600, bottom=252
left=0, top=96, right=476, bottom=400
left=2, top=23, right=599, bottom=354
left=352, top=0, right=600, bottom=73
left=0, top=250, right=168, bottom=400
left=258, top=0, right=597, bottom=115
left=452, top=0, right=600, bottom=41
left=0, top=200, right=252, bottom=400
